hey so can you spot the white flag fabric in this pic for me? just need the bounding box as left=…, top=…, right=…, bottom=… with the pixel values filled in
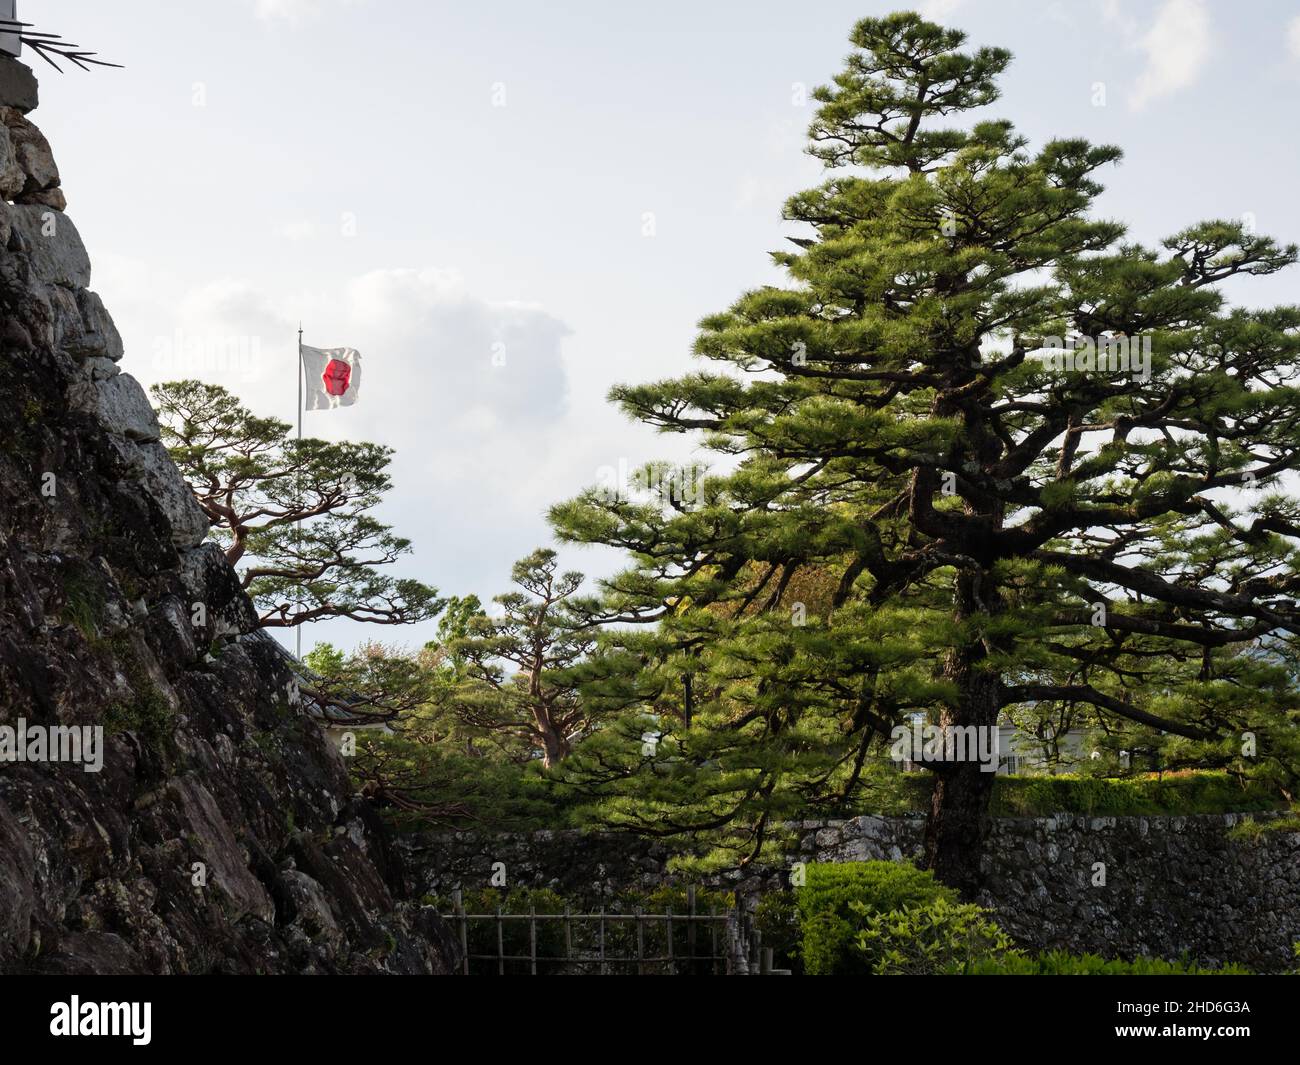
left=301, top=345, right=362, bottom=410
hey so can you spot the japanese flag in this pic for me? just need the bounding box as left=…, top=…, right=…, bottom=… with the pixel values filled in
left=301, top=345, right=362, bottom=410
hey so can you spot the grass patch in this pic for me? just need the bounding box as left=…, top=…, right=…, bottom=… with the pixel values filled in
left=101, top=633, right=176, bottom=748
left=1227, top=814, right=1300, bottom=842
left=848, top=768, right=1281, bottom=818
left=103, top=688, right=174, bottom=744
left=58, top=563, right=107, bottom=641
left=989, top=771, right=1282, bottom=817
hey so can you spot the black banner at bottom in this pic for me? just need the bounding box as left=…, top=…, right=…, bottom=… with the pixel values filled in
left=0, top=973, right=1288, bottom=1051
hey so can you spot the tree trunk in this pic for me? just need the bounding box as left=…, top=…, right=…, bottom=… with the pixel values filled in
left=533, top=710, right=570, bottom=769
left=923, top=737, right=997, bottom=897
left=922, top=572, right=1001, bottom=898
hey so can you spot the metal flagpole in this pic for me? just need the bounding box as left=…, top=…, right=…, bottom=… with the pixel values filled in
left=296, top=324, right=303, bottom=659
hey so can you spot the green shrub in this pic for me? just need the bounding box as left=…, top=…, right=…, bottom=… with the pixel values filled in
left=797, top=861, right=955, bottom=975
left=755, top=890, right=801, bottom=974
left=854, top=897, right=1019, bottom=975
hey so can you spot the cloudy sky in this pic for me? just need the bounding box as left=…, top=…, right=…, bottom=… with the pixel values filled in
left=28, top=0, right=1300, bottom=653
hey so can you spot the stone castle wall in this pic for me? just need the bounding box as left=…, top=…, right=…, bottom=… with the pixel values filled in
left=400, top=812, right=1300, bottom=972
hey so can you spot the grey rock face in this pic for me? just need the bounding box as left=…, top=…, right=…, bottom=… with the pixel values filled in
left=0, top=103, right=457, bottom=975
left=0, top=125, right=24, bottom=200
left=92, top=373, right=161, bottom=442
left=7, top=204, right=90, bottom=288
left=127, top=442, right=211, bottom=548
left=177, top=543, right=258, bottom=640
left=76, top=290, right=124, bottom=361
left=0, top=56, right=37, bottom=114
left=0, top=105, right=62, bottom=203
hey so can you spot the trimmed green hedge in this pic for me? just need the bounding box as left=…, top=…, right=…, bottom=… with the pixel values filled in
left=797, top=861, right=955, bottom=975
left=795, top=862, right=1258, bottom=976
left=854, top=896, right=1017, bottom=974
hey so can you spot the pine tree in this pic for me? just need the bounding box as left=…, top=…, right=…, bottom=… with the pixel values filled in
left=153, top=380, right=443, bottom=631
left=551, top=12, right=1300, bottom=891
left=302, top=641, right=439, bottom=725
left=449, top=549, right=598, bottom=769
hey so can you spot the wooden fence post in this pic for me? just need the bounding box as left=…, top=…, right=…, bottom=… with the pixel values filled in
left=529, top=902, right=537, bottom=976
left=496, top=904, right=504, bottom=976
left=598, top=908, right=606, bottom=976
left=452, top=889, right=469, bottom=976
left=635, top=906, right=645, bottom=976
left=687, top=887, right=697, bottom=974
left=563, top=903, right=572, bottom=972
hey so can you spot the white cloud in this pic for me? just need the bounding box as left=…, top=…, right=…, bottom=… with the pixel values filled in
left=253, top=0, right=323, bottom=22
left=1287, top=15, right=1300, bottom=61
left=93, top=256, right=593, bottom=646
left=733, top=173, right=787, bottom=213
left=96, top=262, right=571, bottom=431
left=252, top=0, right=364, bottom=24
left=344, top=268, right=571, bottom=426
left=276, top=220, right=318, bottom=242
left=919, top=0, right=966, bottom=21
left=1124, top=0, right=1212, bottom=110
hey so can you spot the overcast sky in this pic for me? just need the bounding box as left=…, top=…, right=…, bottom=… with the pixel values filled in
left=28, top=0, right=1300, bottom=653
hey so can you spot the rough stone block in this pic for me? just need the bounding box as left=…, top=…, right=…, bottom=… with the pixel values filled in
left=83, top=356, right=120, bottom=381
left=178, top=543, right=256, bottom=638
left=7, top=203, right=90, bottom=288
left=77, top=290, right=123, bottom=360
left=0, top=105, right=59, bottom=193
left=0, top=124, right=23, bottom=198
left=166, top=777, right=275, bottom=923
left=128, top=441, right=211, bottom=548
left=0, top=57, right=36, bottom=113
left=21, top=186, right=65, bottom=211
left=95, top=373, right=161, bottom=442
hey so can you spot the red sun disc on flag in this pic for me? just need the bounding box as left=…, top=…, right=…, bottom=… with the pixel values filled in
left=322, top=359, right=352, bottom=397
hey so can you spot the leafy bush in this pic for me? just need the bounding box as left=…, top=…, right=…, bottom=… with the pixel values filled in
left=797, top=861, right=955, bottom=975
left=854, top=897, right=1019, bottom=975
left=754, top=891, right=802, bottom=974
left=796, top=862, right=1249, bottom=976
left=622, top=884, right=733, bottom=916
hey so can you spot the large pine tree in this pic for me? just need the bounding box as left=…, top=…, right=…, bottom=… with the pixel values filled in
left=551, top=13, right=1300, bottom=892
